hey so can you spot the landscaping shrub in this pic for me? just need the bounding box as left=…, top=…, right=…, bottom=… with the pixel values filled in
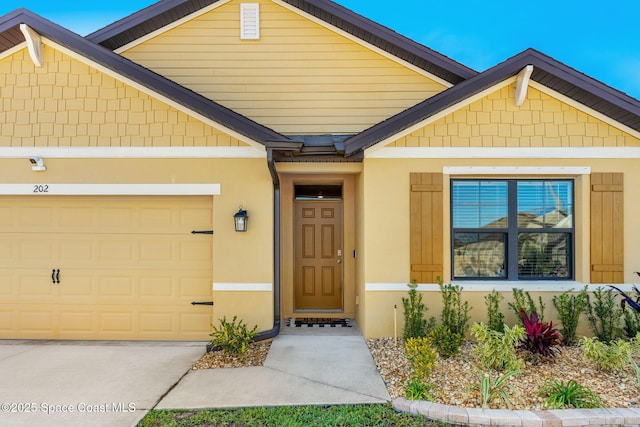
left=404, top=337, right=438, bottom=381
left=581, top=335, right=639, bottom=371
left=428, top=324, right=464, bottom=358
left=471, top=322, right=525, bottom=371
left=209, top=315, right=258, bottom=356
left=552, top=287, right=588, bottom=345
left=585, top=287, right=623, bottom=343
left=519, top=308, right=562, bottom=358
left=468, top=369, right=521, bottom=410
left=539, top=379, right=602, bottom=409
left=485, top=290, right=505, bottom=333
left=509, top=288, right=545, bottom=321
left=401, top=280, right=435, bottom=339
left=439, top=280, right=471, bottom=337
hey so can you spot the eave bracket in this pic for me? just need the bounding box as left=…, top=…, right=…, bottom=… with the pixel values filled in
left=19, top=24, right=43, bottom=67
left=515, top=65, right=534, bottom=106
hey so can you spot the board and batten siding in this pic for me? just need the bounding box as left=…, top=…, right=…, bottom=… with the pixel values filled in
left=590, top=172, right=624, bottom=284
left=409, top=172, right=443, bottom=283
left=0, top=47, right=247, bottom=148
left=120, top=0, right=447, bottom=134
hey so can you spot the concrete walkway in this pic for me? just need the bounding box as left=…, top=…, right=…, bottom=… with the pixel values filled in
left=157, top=322, right=390, bottom=409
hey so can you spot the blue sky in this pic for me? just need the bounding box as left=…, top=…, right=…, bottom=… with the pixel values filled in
left=2, top=0, right=639, bottom=100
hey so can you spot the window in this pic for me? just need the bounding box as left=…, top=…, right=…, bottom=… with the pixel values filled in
left=451, top=179, right=574, bottom=280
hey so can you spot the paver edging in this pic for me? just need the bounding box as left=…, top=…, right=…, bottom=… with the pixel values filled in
left=393, top=397, right=640, bottom=426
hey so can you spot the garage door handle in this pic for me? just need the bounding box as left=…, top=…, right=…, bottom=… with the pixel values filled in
left=51, top=269, right=60, bottom=284
left=191, top=301, right=214, bottom=306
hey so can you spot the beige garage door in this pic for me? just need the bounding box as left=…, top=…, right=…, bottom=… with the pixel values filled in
left=0, top=196, right=213, bottom=340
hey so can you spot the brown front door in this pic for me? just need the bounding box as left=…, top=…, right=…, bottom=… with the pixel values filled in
left=294, top=201, right=343, bottom=310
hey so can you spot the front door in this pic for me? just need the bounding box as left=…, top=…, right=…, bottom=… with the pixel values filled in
left=294, top=201, right=343, bottom=310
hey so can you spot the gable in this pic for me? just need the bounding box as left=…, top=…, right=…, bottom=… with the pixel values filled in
left=119, top=0, right=448, bottom=134
left=386, top=85, right=640, bottom=149
left=0, top=45, right=249, bottom=148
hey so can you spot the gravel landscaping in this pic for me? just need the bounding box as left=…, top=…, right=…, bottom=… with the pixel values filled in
left=190, top=334, right=640, bottom=411
left=367, top=337, right=640, bottom=410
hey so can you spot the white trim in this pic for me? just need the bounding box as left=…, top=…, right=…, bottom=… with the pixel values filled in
left=41, top=38, right=265, bottom=151
left=366, top=146, right=640, bottom=159
left=0, top=42, right=28, bottom=61
left=530, top=81, right=640, bottom=140
left=19, top=24, right=43, bottom=67
left=0, top=183, right=221, bottom=196
left=115, top=0, right=233, bottom=53
left=443, top=166, right=590, bottom=176
left=366, top=282, right=636, bottom=292
left=0, top=146, right=265, bottom=159
left=213, top=282, right=272, bottom=291
left=270, top=0, right=454, bottom=87
left=364, top=79, right=515, bottom=157
left=515, top=65, right=533, bottom=106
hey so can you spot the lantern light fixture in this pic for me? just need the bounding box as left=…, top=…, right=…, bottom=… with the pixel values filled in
left=233, top=207, right=248, bottom=232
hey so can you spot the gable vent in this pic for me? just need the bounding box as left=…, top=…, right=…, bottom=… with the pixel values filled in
left=240, top=3, right=260, bottom=40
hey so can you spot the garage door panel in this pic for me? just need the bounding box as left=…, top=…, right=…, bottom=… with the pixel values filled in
left=1, top=195, right=214, bottom=340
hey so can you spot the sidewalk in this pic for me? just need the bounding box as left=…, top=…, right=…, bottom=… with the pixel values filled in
left=156, top=322, right=391, bottom=409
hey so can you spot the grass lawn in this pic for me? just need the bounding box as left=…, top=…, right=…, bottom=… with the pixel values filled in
left=137, top=403, right=449, bottom=426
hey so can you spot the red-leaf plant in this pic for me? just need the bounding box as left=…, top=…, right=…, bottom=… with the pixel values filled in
left=519, top=308, right=562, bottom=357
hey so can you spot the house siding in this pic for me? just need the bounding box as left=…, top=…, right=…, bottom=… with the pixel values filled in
left=120, top=0, right=447, bottom=134
left=0, top=47, right=248, bottom=148
left=389, top=86, right=639, bottom=148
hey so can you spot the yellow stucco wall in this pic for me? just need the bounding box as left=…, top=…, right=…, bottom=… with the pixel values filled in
left=121, top=0, right=447, bottom=134
left=0, top=47, right=247, bottom=148
left=390, top=85, right=639, bottom=148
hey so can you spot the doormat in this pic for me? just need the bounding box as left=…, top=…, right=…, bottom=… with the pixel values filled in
left=286, top=318, right=352, bottom=328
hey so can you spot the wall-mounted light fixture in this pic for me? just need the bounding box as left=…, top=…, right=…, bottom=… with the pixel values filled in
left=29, top=157, right=46, bottom=171
left=233, top=207, right=248, bottom=232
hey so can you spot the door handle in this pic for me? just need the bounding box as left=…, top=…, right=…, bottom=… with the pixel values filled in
left=52, top=269, right=60, bottom=284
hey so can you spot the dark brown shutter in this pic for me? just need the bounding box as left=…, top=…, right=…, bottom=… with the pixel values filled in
left=410, top=173, right=443, bottom=282
left=590, top=172, right=624, bottom=283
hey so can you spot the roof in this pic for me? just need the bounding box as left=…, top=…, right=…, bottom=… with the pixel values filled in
left=344, top=48, right=640, bottom=157
left=86, top=0, right=476, bottom=85
left=0, top=8, right=292, bottom=146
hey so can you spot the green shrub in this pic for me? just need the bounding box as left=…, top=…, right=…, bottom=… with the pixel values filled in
left=509, top=288, right=545, bottom=321
left=539, top=379, right=602, bottom=409
left=439, top=279, right=471, bottom=337
left=404, top=377, right=436, bottom=401
left=471, top=322, right=525, bottom=371
left=485, top=290, right=505, bottom=333
left=402, top=280, right=436, bottom=339
left=405, top=337, right=438, bottom=381
left=209, top=316, right=258, bottom=356
left=585, top=287, right=623, bottom=343
left=429, top=324, right=464, bottom=358
left=468, top=369, right=522, bottom=409
left=552, top=287, right=588, bottom=345
left=581, top=335, right=638, bottom=371
left=623, top=309, right=640, bottom=339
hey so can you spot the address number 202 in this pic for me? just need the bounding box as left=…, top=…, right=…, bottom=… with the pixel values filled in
left=33, top=184, right=49, bottom=193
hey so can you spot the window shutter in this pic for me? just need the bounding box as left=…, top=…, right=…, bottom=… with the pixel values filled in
left=240, top=3, right=260, bottom=40
left=410, top=173, right=443, bottom=282
left=590, top=172, right=624, bottom=283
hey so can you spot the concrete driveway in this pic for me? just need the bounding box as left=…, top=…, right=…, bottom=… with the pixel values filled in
left=0, top=340, right=205, bottom=427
